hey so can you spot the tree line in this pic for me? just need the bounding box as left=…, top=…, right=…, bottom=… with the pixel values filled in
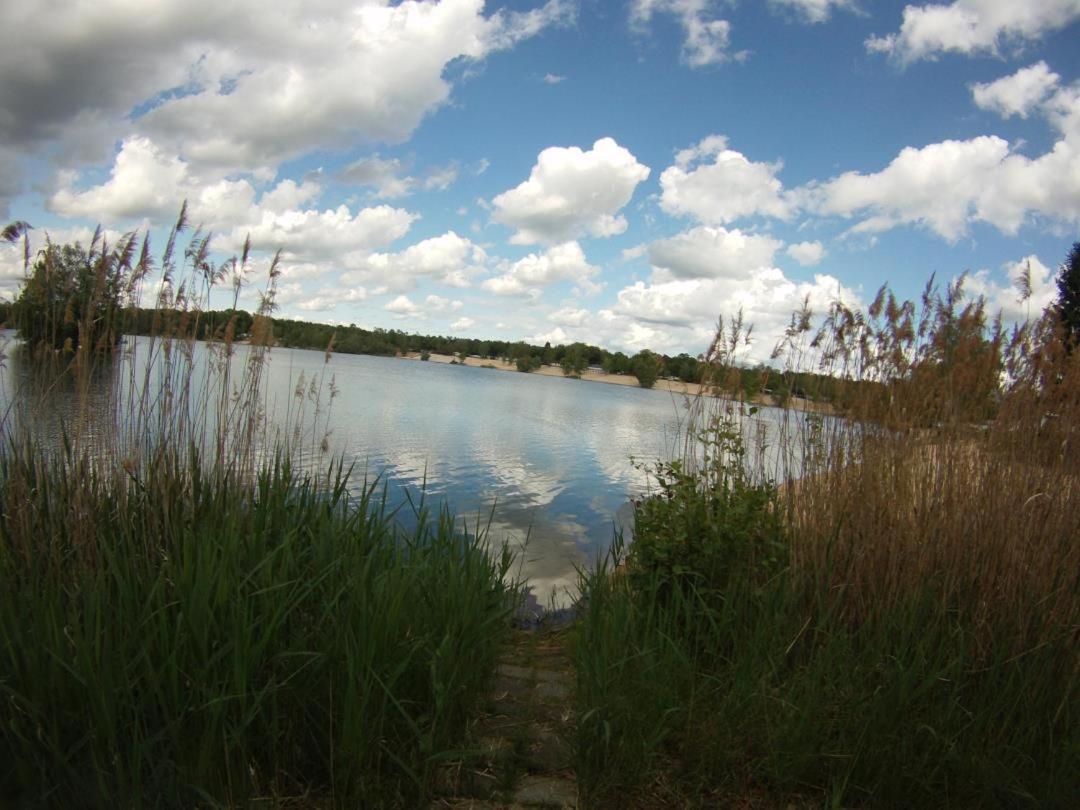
left=4, top=226, right=1079, bottom=405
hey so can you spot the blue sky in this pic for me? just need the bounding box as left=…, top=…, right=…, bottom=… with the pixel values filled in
left=2, top=0, right=1079, bottom=361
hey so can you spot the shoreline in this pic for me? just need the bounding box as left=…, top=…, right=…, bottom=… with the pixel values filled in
left=401, top=351, right=831, bottom=413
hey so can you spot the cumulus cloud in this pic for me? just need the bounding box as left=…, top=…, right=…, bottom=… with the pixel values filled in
left=810, top=122, right=1080, bottom=240
left=647, top=226, right=783, bottom=281
left=48, top=135, right=370, bottom=251
left=385, top=292, right=462, bottom=320
left=769, top=0, right=855, bottom=24
left=867, top=1, right=1080, bottom=63
left=0, top=0, right=572, bottom=209
left=386, top=295, right=422, bottom=318
left=660, top=135, right=795, bottom=224
left=215, top=204, right=416, bottom=264
left=630, top=1, right=734, bottom=67
left=341, top=231, right=487, bottom=291
left=786, top=240, right=825, bottom=266
left=972, top=62, right=1062, bottom=119
left=50, top=136, right=198, bottom=223
left=450, top=316, right=476, bottom=330
left=482, top=241, right=600, bottom=296
left=964, top=254, right=1057, bottom=322
left=542, top=73, right=567, bottom=84
left=491, top=138, right=650, bottom=244
left=613, top=269, right=860, bottom=362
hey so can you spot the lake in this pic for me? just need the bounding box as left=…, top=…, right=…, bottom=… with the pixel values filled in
left=0, top=332, right=798, bottom=607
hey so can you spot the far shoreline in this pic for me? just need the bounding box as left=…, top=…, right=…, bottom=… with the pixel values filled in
left=399, top=351, right=832, bottom=414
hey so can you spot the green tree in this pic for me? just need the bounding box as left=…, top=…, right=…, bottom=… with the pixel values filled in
left=632, top=349, right=661, bottom=389
left=10, top=232, right=143, bottom=353
left=515, top=354, right=539, bottom=373
left=1053, top=241, right=1080, bottom=352
left=560, top=343, right=587, bottom=377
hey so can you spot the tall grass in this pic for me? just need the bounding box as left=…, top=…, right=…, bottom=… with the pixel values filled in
left=573, top=277, right=1079, bottom=807
left=0, top=210, right=520, bottom=806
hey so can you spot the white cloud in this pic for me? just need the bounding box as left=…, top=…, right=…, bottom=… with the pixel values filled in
left=542, top=73, right=567, bottom=84
left=630, top=1, right=734, bottom=67
left=813, top=137, right=1012, bottom=240
left=482, top=241, right=600, bottom=296
left=135, top=0, right=574, bottom=173
left=613, top=269, right=860, bottom=362
left=524, top=326, right=571, bottom=345
left=450, top=316, right=475, bottom=330
left=867, top=1, right=1080, bottom=63
left=786, top=240, right=825, bottom=266
left=964, top=254, right=1057, bottom=322
left=549, top=307, right=591, bottom=327
left=50, top=136, right=195, bottom=223
left=342, top=231, right=486, bottom=291
left=647, top=226, right=783, bottom=281
left=424, top=294, right=463, bottom=312
left=972, top=62, right=1061, bottom=119
left=769, top=0, right=855, bottom=24
left=295, top=287, right=368, bottom=312
left=385, top=295, right=422, bottom=318
left=215, top=203, right=416, bottom=264
left=0, top=0, right=571, bottom=210
left=810, top=126, right=1080, bottom=239
left=384, top=292, right=461, bottom=320
left=660, top=135, right=795, bottom=224
left=491, top=138, right=650, bottom=244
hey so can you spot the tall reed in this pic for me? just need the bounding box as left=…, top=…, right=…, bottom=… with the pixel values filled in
left=573, top=276, right=1079, bottom=808
left=0, top=209, right=520, bottom=807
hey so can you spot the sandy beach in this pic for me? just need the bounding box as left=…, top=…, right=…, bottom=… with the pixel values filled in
left=400, top=352, right=836, bottom=414
left=402, top=352, right=709, bottom=394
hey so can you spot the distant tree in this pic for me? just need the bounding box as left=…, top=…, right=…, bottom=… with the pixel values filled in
left=9, top=231, right=143, bottom=353
left=515, top=354, right=539, bottom=373
left=1053, top=241, right=1080, bottom=352
left=632, top=349, right=661, bottom=389
left=541, top=340, right=556, bottom=365
left=560, top=343, right=587, bottom=377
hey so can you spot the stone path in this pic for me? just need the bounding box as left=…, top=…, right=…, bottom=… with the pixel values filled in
left=429, top=630, right=578, bottom=809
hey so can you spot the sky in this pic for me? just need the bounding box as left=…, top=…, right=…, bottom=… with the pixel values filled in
left=2, top=0, right=1079, bottom=363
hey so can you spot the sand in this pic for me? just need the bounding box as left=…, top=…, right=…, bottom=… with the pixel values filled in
left=398, top=352, right=832, bottom=413
left=401, top=352, right=738, bottom=398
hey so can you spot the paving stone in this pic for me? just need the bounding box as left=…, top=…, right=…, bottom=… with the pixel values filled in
left=512, top=775, right=578, bottom=807
left=497, top=664, right=573, bottom=684
left=534, top=680, right=571, bottom=702
left=522, top=728, right=572, bottom=772
left=434, top=764, right=500, bottom=799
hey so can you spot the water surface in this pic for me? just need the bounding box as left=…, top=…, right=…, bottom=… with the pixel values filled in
left=0, top=333, right=802, bottom=605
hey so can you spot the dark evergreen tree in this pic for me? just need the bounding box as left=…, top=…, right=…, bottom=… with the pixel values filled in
left=1053, top=241, right=1080, bottom=352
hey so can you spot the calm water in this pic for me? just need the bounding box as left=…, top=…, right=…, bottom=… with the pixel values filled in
left=0, top=332, right=799, bottom=606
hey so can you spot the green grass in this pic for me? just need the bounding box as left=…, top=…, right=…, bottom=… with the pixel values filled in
left=0, top=444, right=518, bottom=807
